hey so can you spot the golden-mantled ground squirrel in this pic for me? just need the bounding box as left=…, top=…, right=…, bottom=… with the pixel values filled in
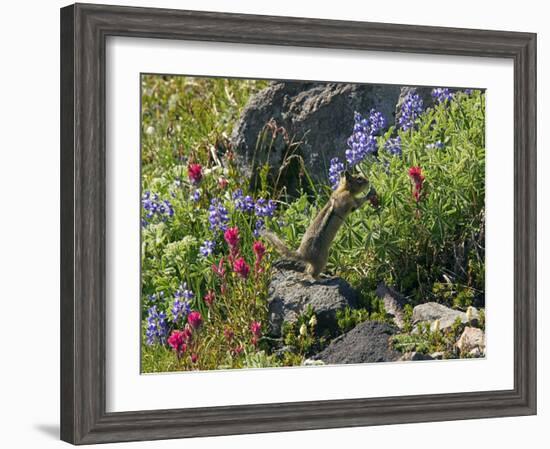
left=262, top=171, right=377, bottom=279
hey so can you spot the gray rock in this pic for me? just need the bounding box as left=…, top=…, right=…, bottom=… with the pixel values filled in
left=267, top=265, right=359, bottom=337
left=399, top=351, right=434, bottom=361
left=468, top=347, right=483, bottom=357
left=412, top=302, right=479, bottom=331
left=273, top=345, right=294, bottom=358
left=456, top=327, right=485, bottom=355
left=231, top=81, right=401, bottom=191
left=430, top=352, right=445, bottom=360
left=376, top=282, right=408, bottom=329
left=313, top=321, right=400, bottom=364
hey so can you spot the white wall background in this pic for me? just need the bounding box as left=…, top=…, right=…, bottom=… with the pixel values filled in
left=0, top=0, right=546, bottom=447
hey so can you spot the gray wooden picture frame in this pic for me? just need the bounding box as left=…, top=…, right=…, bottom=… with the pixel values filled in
left=60, top=3, right=537, bottom=445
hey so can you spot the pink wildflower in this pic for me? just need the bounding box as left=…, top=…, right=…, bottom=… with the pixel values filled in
left=253, top=240, right=266, bottom=260
left=224, top=226, right=240, bottom=248
left=408, top=166, right=425, bottom=202
left=233, top=257, right=250, bottom=279
left=187, top=163, right=203, bottom=184
left=187, top=311, right=203, bottom=329
left=253, top=240, right=266, bottom=273
left=167, top=330, right=187, bottom=354
left=212, top=257, right=226, bottom=278
left=204, top=291, right=215, bottom=307
left=250, top=321, right=262, bottom=337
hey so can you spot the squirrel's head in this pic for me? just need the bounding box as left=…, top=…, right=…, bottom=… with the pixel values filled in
left=339, top=170, right=370, bottom=195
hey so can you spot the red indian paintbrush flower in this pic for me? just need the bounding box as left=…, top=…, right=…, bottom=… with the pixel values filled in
left=224, top=226, right=240, bottom=248
left=167, top=330, right=187, bottom=354
left=203, top=290, right=215, bottom=307
left=232, top=345, right=244, bottom=356
left=408, top=166, right=425, bottom=202
left=250, top=321, right=262, bottom=346
left=187, top=163, right=203, bottom=184
left=233, top=257, right=250, bottom=279
left=187, top=311, right=203, bottom=329
left=253, top=241, right=266, bottom=260
left=182, top=326, right=193, bottom=343
left=408, top=166, right=424, bottom=182
left=211, top=257, right=226, bottom=278
left=250, top=321, right=262, bottom=337
left=190, top=353, right=199, bottom=364
left=253, top=240, right=267, bottom=273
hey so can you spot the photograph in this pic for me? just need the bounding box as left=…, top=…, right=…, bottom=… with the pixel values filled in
left=140, top=75, right=486, bottom=373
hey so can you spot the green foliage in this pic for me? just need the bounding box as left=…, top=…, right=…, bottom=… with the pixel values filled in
left=336, top=291, right=392, bottom=333
left=336, top=308, right=370, bottom=334
left=432, top=282, right=475, bottom=309
left=401, top=304, right=414, bottom=333
left=243, top=351, right=282, bottom=369
left=281, top=306, right=327, bottom=358
left=331, top=91, right=485, bottom=304
left=391, top=317, right=465, bottom=358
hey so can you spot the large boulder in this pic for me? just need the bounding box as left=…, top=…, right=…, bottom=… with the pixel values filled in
left=313, top=321, right=400, bottom=364
left=266, top=261, right=359, bottom=337
left=455, top=326, right=485, bottom=356
left=412, top=302, right=479, bottom=331
left=231, top=81, right=401, bottom=191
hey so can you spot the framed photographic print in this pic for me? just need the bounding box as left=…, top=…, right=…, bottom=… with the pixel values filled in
left=60, top=3, right=537, bottom=445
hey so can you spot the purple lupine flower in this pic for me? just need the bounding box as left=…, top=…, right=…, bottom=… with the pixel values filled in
left=384, top=136, right=402, bottom=157
left=142, top=191, right=174, bottom=226
left=191, top=189, right=201, bottom=202
left=398, top=90, right=424, bottom=131
left=431, top=87, right=454, bottom=104
left=368, top=109, right=387, bottom=135
left=145, top=306, right=169, bottom=345
left=464, top=88, right=473, bottom=95
left=171, top=283, right=193, bottom=323
left=328, top=157, right=345, bottom=190
left=208, top=198, right=229, bottom=232
left=199, top=240, right=216, bottom=258
left=254, top=198, right=277, bottom=218
left=426, top=140, right=444, bottom=150
left=232, top=189, right=255, bottom=212
left=345, top=110, right=384, bottom=166
left=254, top=219, right=265, bottom=237
left=145, top=291, right=166, bottom=307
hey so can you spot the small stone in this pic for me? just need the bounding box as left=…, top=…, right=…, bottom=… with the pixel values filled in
left=430, top=352, right=445, bottom=360
left=412, top=302, right=479, bottom=331
left=399, top=352, right=434, bottom=361
left=273, top=345, right=294, bottom=358
left=455, top=327, right=485, bottom=354
left=468, top=347, right=483, bottom=358
left=303, top=359, right=325, bottom=366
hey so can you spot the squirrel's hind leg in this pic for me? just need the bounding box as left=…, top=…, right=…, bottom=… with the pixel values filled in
left=306, top=263, right=323, bottom=281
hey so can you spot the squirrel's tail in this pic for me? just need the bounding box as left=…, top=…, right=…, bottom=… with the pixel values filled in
left=260, top=230, right=303, bottom=261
